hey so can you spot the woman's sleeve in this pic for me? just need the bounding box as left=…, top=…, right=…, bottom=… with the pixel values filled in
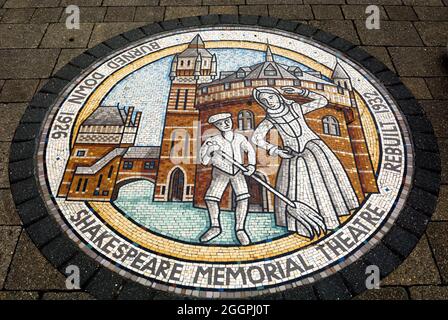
left=300, top=89, right=329, bottom=114
left=251, top=119, right=278, bottom=155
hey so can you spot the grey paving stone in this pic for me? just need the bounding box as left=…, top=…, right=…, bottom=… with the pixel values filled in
left=53, top=49, right=85, bottom=74
left=133, top=6, right=165, bottom=22
left=60, top=0, right=103, bottom=5
left=0, top=291, right=39, bottom=300
left=341, top=4, right=388, bottom=20
left=210, top=6, right=238, bottom=15
left=440, top=139, right=448, bottom=184
left=0, top=8, right=35, bottom=23
left=360, top=46, right=395, bottom=71
left=0, top=103, right=27, bottom=142
left=355, top=20, right=423, bottom=46
left=0, top=190, right=21, bottom=225
left=388, top=47, right=448, bottom=77
left=165, top=6, right=208, bottom=20
left=42, top=291, right=95, bottom=300
left=400, top=78, right=432, bottom=100
left=103, top=0, right=159, bottom=5
left=0, top=24, right=47, bottom=49
left=0, top=80, right=39, bottom=103
left=203, top=0, right=244, bottom=4
left=0, top=226, right=21, bottom=289
left=432, top=185, right=448, bottom=221
left=355, top=286, right=409, bottom=300
left=304, top=0, right=345, bottom=3
left=415, top=22, right=448, bottom=46
left=88, top=22, right=146, bottom=47
left=403, top=0, right=444, bottom=5
left=312, top=5, right=343, bottom=19
left=0, top=49, right=58, bottom=78
left=239, top=5, right=268, bottom=16
left=247, top=0, right=305, bottom=3
left=4, top=232, right=67, bottom=290
left=105, top=6, right=136, bottom=22
left=346, top=0, right=401, bottom=4
left=269, top=4, right=314, bottom=20
left=160, top=0, right=201, bottom=5
left=3, top=0, right=60, bottom=8
left=382, top=236, right=441, bottom=286
left=414, top=6, right=448, bottom=20
left=410, top=286, right=448, bottom=300
left=426, top=222, right=448, bottom=283
left=30, top=7, right=62, bottom=23
left=40, top=23, right=94, bottom=48
left=420, top=100, right=448, bottom=139
left=425, top=78, right=448, bottom=100
left=59, top=7, right=107, bottom=23
left=384, top=5, right=418, bottom=20
left=310, top=20, right=360, bottom=44
left=0, top=144, right=10, bottom=189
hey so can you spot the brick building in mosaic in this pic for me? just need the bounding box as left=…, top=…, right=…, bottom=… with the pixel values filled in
left=155, top=35, right=378, bottom=212
left=57, top=105, right=160, bottom=201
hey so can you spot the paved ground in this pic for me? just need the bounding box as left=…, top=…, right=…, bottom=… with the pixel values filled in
left=0, top=0, right=447, bottom=300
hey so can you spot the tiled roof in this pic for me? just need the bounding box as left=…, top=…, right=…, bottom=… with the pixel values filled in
left=83, top=106, right=125, bottom=126
left=123, top=146, right=160, bottom=159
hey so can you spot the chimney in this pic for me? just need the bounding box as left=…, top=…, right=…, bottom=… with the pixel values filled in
left=125, top=107, right=134, bottom=126
left=134, top=111, right=142, bottom=128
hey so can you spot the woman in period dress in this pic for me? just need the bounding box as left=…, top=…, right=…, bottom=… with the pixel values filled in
left=252, top=86, right=359, bottom=238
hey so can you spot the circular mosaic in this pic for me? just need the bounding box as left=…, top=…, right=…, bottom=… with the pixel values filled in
left=11, top=16, right=440, bottom=299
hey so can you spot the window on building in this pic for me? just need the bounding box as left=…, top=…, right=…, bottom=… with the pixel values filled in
left=144, top=161, right=156, bottom=170
left=264, top=63, right=277, bottom=76
left=174, top=89, right=181, bottom=109
left=123, top=161, right=133, bottom=170
left=237, top=71, right=245, bottom=78
left=322, top=116, right=340, bottom=136
left=96, top=174, right=103, bottom=189
left=76, top=150, right=86, bottom=157
left=316, top=83, right=324, bottom=90
left=161, top=186, right=166, bottom=195
left=102, top=191, right=109, bottom=196
left=337, top=86, right=344, bottom=94
left=224, top=82, right=231, bottom=90
left=268, top=79, right=275, bottom=86
left=180, top=60, right=184, bottom=67
left=238, top=110, right=255, bottom=131
left=82, top=179, right=89, bottom=192
left=76, top=178, right=82, bottom=192
left=107, top=166, right=114, bottom=179
left=183, top=89, right=189, bottom=110
left=293, top=79, right=301, bottom=86
left=201, top=86, right=208, bottom=94
left=244, top=79, right=251, bottom=87
left=186, top=186, right=191, bottom=195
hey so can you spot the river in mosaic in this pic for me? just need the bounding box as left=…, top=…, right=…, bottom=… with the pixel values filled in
left=114, top=180, right=289, bottom=245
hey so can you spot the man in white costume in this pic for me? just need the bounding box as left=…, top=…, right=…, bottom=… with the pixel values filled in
left=200, top=113, right=256, bottom=245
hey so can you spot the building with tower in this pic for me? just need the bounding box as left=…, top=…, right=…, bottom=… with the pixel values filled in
left=58, top=34, right=378, bottom=213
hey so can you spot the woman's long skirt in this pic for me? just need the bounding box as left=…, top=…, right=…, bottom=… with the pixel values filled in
left=275, top=139, right=359, bottom=234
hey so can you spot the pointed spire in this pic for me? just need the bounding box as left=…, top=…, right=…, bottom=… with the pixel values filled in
left=188, top=34, right=205, bottom=48
left=266, top=44, right=274, bottom=62
left=332, top=61, right=349, bottom=79
left=211, top=54, right=217, bottom=78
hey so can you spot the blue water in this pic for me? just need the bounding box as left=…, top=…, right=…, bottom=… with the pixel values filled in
left=114, top=180, right=289, bottom=245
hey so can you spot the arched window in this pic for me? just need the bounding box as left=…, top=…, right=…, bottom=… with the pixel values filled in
left=238, top=110, right=254, bottom=131
left=322, top=116, right=340, bottom=136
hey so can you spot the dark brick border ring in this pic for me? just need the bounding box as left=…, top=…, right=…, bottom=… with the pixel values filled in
left=9, top=15, right=441, bottom=300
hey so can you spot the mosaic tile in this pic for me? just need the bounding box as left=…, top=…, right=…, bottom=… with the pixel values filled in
left=9, top=19, right=439, bottom=299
